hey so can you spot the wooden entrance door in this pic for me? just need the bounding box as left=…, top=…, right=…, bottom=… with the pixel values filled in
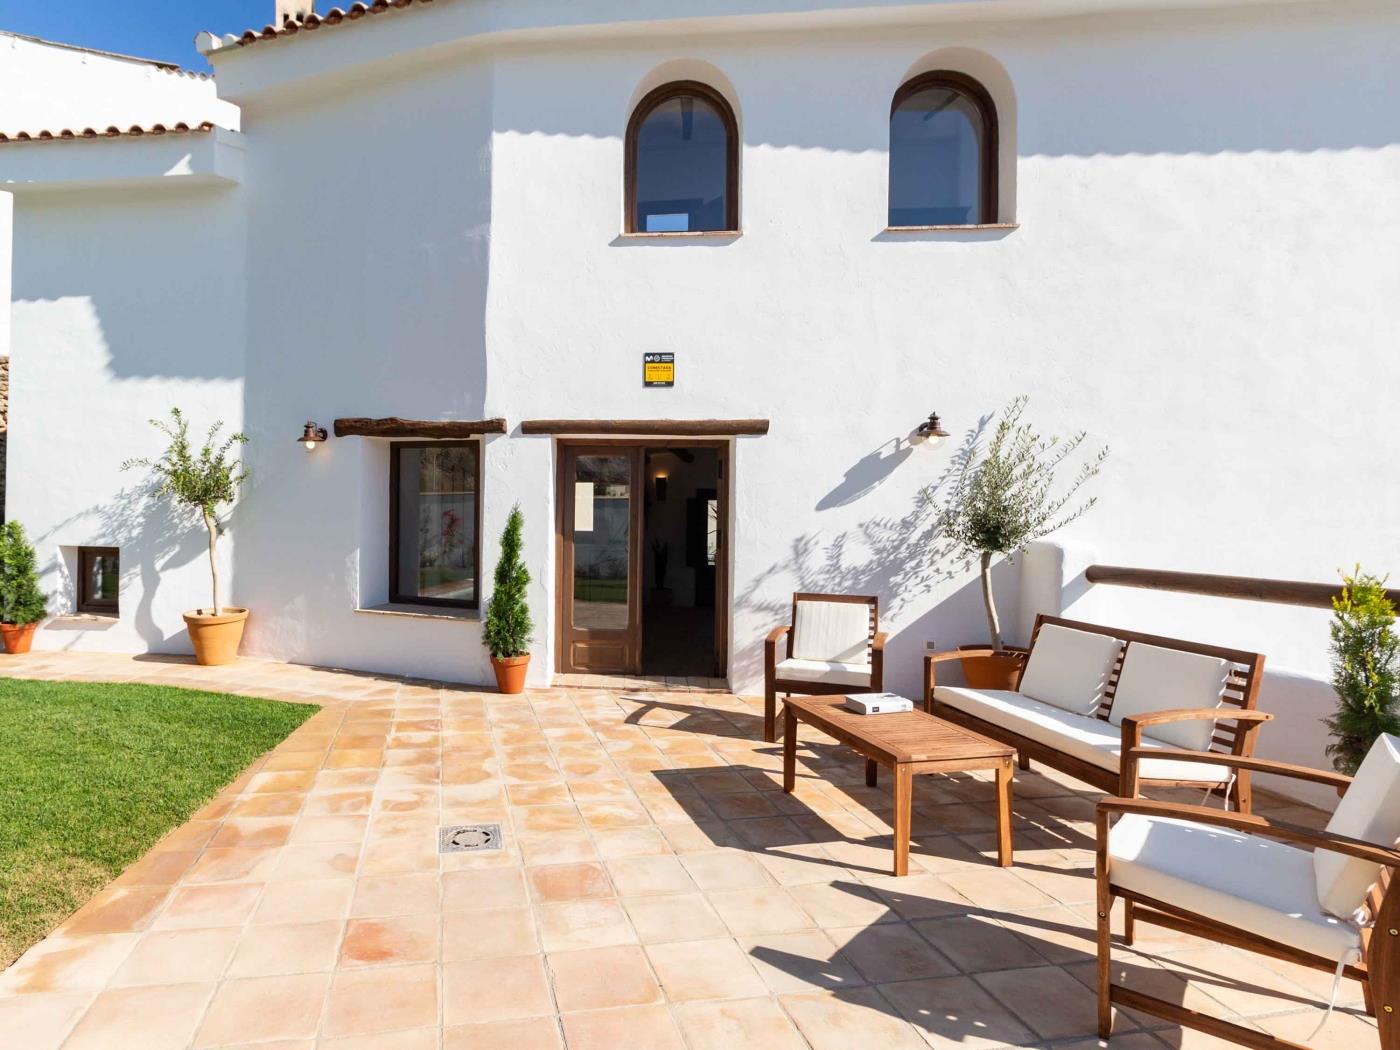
left=559, top=446, right=644, bottom=674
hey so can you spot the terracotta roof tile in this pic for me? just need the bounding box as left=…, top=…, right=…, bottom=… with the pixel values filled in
left=0, top=122, right=218, bottom=146
left=233, top=0, right=436, bottom=49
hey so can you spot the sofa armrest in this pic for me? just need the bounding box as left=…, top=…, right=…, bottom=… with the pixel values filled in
left=1122, top=745, right=1352, bottom=792
left=1118, top=709, right=1273, bottom=796
left=766, top=625, right=792, bottom=646
left=1096, top=796, right=1400, bottom=869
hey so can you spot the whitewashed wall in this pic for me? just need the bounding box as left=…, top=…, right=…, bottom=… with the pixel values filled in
left=4, top=1, right=1399, bottom=713
left=0, top=32, right=237, bottom=136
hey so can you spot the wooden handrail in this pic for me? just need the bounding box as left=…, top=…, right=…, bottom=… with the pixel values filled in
left=1085, top=564, right=1400, bottom=610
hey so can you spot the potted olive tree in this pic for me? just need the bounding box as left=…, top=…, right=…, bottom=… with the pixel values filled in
left=123, top=408, right=249, bottom=665
left=0, top=521, right=47, bottom=654
left=484, top=504, right=533, bottom=694
left=1324, top=568, right=1400, bottom=774
left=941, top=396, right=1108, bottom=688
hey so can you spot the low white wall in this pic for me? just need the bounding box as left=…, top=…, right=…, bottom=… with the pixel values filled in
left=1021, top=538, right=1343, bottom=810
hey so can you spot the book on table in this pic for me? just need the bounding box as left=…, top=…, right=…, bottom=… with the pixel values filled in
left=843, top=693, right=914, bottom=715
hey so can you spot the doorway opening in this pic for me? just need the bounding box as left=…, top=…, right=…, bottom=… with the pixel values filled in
left=641, top=447, right=719, bottom=677
left=556, top=440, right=728, bottom=680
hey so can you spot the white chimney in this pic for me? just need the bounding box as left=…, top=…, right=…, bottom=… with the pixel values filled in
left=275, top=1, right=315, bottom=25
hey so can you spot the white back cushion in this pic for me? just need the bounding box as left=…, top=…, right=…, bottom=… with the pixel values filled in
left=1315, top=734, right=1400, bottom=921
left=1109, top=642, right=1230, bottom=752
left=792, top=600, right=871, bottom=665
left=1018, top=624, right=1123, bottom=715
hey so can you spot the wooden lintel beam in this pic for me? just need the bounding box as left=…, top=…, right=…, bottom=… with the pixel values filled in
left=333, top=417, right=507, bottom=439
left=519, top=419, right=770, bottom=436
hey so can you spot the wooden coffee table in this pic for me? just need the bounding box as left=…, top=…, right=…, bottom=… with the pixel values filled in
left=781, top=695, right=1017, bottom=876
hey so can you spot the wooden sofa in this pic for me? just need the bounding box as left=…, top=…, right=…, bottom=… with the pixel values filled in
left=924, top=614, right=1269, bottom=813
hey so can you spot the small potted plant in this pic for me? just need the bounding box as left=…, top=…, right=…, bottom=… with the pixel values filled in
left=484, top=504, right=533, bottom=694
left=650, top=538, right=672, bottom=607
left=0, top=521, right=47, bottom=654
left=123, top=408, right=249, bottom=665
left=941, top=396, right=1108, bottom=688
left=1324, top=568, right=1400, bottom=774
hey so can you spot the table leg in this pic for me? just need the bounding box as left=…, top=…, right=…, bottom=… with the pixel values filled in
left=865, top=758, right=878, bottom=787
left=782, top=706, right=797, bottom=793
left=893, top=763, right=912, bottom=877
left=996, top=758, right=1014, bottom=867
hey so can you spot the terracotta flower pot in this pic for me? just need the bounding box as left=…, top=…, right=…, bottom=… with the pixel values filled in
left=491, top=654, right=530, bottom=695
left=1, top=622, right=38, bottom=655
left=184, top=608, right=249, bottom=666
left=958, top=644, right=1029, bottom=690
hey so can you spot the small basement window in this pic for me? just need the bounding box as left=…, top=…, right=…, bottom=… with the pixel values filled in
left=78, top=547, right=120, bottom=615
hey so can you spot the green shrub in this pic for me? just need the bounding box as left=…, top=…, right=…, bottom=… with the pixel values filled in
left=122, top=408, right=248, bottom=615
left=0, top=522, right=47, bottom=626
left=1325, top=568, right=1400, bottom=775
left=483, top=505, right=533, bottom=659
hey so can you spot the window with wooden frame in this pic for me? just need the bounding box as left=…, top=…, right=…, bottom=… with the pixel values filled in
left=888, top=71, right=999, bottom=228
left=625, top=81, right=739, bottom=234
left=389, top=442, right=481, bottom=610
left=77, top=547, right=119, bottom=615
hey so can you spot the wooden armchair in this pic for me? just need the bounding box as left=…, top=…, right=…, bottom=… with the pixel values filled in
left=1096, top=735, right=1400, bottom=1048
left=763, top=593, right=886, bottom=743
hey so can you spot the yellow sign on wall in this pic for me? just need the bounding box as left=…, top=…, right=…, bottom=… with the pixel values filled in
left=644, top=352, right=675, bottom=387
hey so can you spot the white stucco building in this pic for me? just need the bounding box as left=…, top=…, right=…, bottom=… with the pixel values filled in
left=3, top=0, right=1398, bottom=801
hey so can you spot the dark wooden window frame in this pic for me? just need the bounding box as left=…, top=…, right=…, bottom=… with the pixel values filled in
left=388, top=440, right=483, bottom=611
left=624, top=80, right=740, bottom=234
left=77, top=546, right=119, bottom=615
left=888, top=70, right=999, bottom=227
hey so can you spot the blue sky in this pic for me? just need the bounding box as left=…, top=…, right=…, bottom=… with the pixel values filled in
left=1, top=2, right=273, bottom=70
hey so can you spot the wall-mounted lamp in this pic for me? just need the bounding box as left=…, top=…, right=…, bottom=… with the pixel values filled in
left=299, top=421, right=328, bottom=450
left=914, top=412, right=950, bottom=442
left=655, top=473, right=669, bottom=502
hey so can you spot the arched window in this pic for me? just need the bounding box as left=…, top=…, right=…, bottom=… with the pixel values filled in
left=889, top=72, right=998, bottom=227
left=625, top=81, right=738, bottom=234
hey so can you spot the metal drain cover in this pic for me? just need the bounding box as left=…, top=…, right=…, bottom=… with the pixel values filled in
left=439, top=823, right=504, bottom=854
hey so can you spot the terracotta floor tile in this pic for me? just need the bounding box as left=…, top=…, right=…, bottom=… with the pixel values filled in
left=66, top=982, right=215, bottom=1050
left=707, top=886, right=815, bottom=935
left=317, top=1031, right=436, bottom=1050
left=64, top=886, right=169, bottom=935
left=322, top=965, right=439, bottom=1037
left=975, top=964, right=1105, bottom=1039
left=444, top=1016, right=563, bottom=1050
left=442, top=907, right=537, bottom=960
left=741, top=929, right=866, bottom=994
left=0, top=933, right=139, bottom=995
left=535, top=898, right=637, bottom=952
left=674, top=996, right=809, bottom=1049
left=650, top=938, right=771, bottom=1007
left=186, top=846, right=281, bottom=884
left=526, top=861, right=613, bottom=903
left=359, top=836, right=441, bottom=875
left=879, top=975, right=1039, bottom=1050
left=351, top=873, right=440, bottom=917
left=0, top=991, right=92, bottom=1050
left=209, top=818, right=296, bottom=849
left=113, top=849, right=201, bottom=886
left=592, top=826, right=671, bottom=859
left=826, top=922, right=958, bottom=983
left=229, top=793, right=306, bottom=818
left=677, top=850, right=771, bottom=890
left=153, top=883, right=262, bottom=930
left=272, top=843, right=362, bottom=881
left=195, top=973, right=331, bottom=1046
left=227, top=920, right=344, bottom=976
left=443, top=956, right=554, bottom=1025
left=247, top=770, right=317, bottom=793
left=507, top=781, right=574, bottom=806
left=110, top=928, right=239, bottom=987
left=560, top=1005, right=686, bottom=1050
left=253, top=877, right=355, bottom=924
left=338, top=915, right=438, bottom=967
left=940, top=867, right=1059, bottom=910
left=622, top=892, right=728, bottom=944
left=605, top=855, right=697, bottom=896
left=548, top=944, right=661, bottom=1011
left=780, top=987, right=928, bottom=1050
left=441, top=868, right=529, bottom=912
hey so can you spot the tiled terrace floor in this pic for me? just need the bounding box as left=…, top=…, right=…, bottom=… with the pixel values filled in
left=0, top=652, right=1378, bottom=1050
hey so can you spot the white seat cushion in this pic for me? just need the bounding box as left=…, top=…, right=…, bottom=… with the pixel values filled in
left=1109, top=642, right=1230, bottom=752
left=792, top=600, right=872, bottom=664
left=1110, top=813, right=1362, bottom=963
left=934, top=686, right=1231, bottom=783
left=1316, top=733, right=1400, bottom=920
left=775, top=657, right=872, bottom=688
left=1019, top=624, right=1124, bottom=715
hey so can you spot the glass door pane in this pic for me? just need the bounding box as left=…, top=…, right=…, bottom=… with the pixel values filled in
left=572, top=455, right=632, bottom=631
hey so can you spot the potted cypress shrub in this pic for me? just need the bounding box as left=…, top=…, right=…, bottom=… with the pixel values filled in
left=941, top=396, right=1108, bottom=688
left=1324, top=568, right=1400, bottom=775
left=0, top=521, right=47, bottom=654
left=123, top=408, right=250, bottom=665
left=484, top=504, right=533, bottom=694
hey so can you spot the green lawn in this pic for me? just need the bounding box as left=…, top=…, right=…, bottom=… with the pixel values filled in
left=0, top=679, right=317, bottom=966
